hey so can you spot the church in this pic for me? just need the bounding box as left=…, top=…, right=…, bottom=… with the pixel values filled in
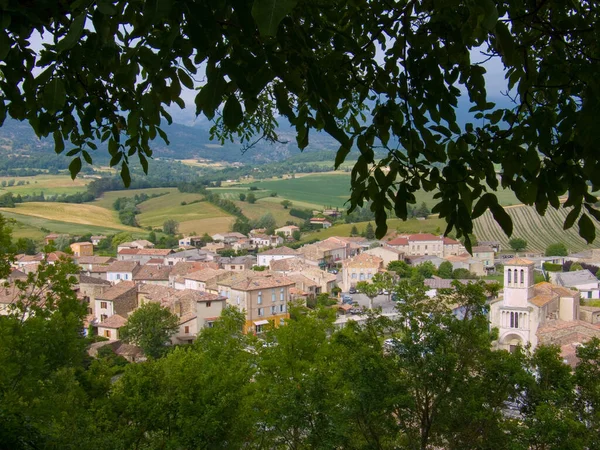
left=489, top=258, right=585, bottom=353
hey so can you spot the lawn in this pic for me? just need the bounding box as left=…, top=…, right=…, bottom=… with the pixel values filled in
left=0, top=174, right=91, bottom=196
left=235, top=197, right=300, bottom=225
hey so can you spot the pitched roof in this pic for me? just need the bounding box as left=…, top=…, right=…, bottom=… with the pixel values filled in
left=77, top=274, right=112, bottom=286
left=99, top=314, right=127, bottom=329
left=133, top=264, right=172, bottom=281
left=343, top=253, right=384, bottom=269
left=184, top=268, right=229, bottom=282
left=504, top=257, right=534, bottom=266
left=97, top=281, right=137, bottom=301
left=472, top=246, right=495, bottom=253
left=106, top=261, right=140, bottom=273
left=260, top=246, right=299, bottom=256
left=555, top=270, right=598, bottom=287
left=77, top=256, right=114, bottom=264
left=269, top=257, right=306, bottom=272
left=387, top=237, right=409, bottom=246
left=534, top=282, right=576, bottom=298
left=169, top=261, right=219, bottom=277
left=230, top=275, right=295, bottom=291
left=408, top=233, right=441, bottom=241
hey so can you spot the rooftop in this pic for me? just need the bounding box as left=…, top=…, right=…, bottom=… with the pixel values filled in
left=99, top=314, right=127, bottom=329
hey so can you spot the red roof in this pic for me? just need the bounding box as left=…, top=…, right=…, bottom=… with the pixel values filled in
left=387, top=237, right=409, bottom=246
left=408, top=233, right=441, bottom=242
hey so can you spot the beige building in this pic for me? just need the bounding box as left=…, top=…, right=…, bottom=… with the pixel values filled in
left=70, top=242, right=94, bottom=257
left=386, top=233, right=465, bottom=257
left=275, top=225, right=300, bottom=237
left=472, top=245, right=495, bottom=270
left=341, top=253, right=384, bottom=291
left=95, top=281, right=138, bottom=323
left=489, top=258, right=582, bottom=352
left=364, top=246, right=404, bottom=267
left=97, top=314, right=127, bottom=340
left=224, top=274, right=294, bottom=333
left=183, top=268, right=230, bottom=291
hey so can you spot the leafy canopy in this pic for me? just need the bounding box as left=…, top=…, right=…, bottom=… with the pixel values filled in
left=2, top=0, right=600, bottom=248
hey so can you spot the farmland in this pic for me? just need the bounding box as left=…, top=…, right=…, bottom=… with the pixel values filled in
left=473, top=204, right=600, bottom=253
left=136, top=191, right=234, bottom=234
left=0, top=202, right=139, bottom=232
left=0, top=174, right=90, bottom=196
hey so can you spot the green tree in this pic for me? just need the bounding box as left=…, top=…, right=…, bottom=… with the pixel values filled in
left=280, top=199, right=292, bottom=209
left=545, top=242, right=569, bottom=257
left=253, top=212, right=276, bottom=230
left=416, top=261, right=437, bottom=278
left=570, top=262, right=583, bottom=271
left=111, top=232, right=133, bottom=250
left=387, top=260, right=413, bottom=278
left=373, top=272, right=393, bottom=301
left=14, top=237, right=37, bottom=255
left=364, top=222, right=375, bottom=240
left=356, top=280, right=379, bottom=309
left=147, top=230, right=157, bottom=244
left=292, top=229, right=301, bottom=241
left=120, top=303, right=179, bottom=359
left=509, top=237, right=527, bottom=252
left=452, top=268, right=477, bottom=279
left=246, top=193, right=256, bottom=204
left=163, top=219, right=179, bottom=235
left=5, top=1, right=600, bottom=246
left=437, top=261, right=454, bottom=279
left=238, top=192, right=246, bottom=201
left=350, top=225, right=359, bottom=237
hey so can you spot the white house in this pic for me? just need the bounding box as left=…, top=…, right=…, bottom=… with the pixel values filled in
left=257, top=246, right=299, bottom=267
left=551, top=270, right=600, bottom=300
left=106, top=261, right=140, bottom=283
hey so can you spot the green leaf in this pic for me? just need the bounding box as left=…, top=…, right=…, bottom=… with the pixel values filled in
left=97, top=0, right=117, bottom=15
left=139, top=152, right=149, bottom=174
left=490, top=203, right=513, bottom=237
left=53, top=131, right=64, bottom=154
left=42, top=79, right=66, bottom=112
left=121, top=163, right=131, bottom=188
left=56, top=13, right=86, bottom=52
left=82, top=150, right=93, bottom=165
left=495, top=22, right=515, bottom=66
left=0, top=30, right=10, bottom=60
left=178, top=69, right=194, bottom=90
left=563, top=206, right=581, bottom=230
left=472, top=193, right=497, bottom=219
left=68, top=157, right=82, bottom=180
left=578, top=214, right=596, bottom=244
left=195, top=74, right=226, bottom=120
left=223, top=96, right=243, bottom=129
left=252, top=0, right=297, bottom=37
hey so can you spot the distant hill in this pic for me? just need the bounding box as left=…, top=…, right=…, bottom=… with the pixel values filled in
left=0, top=118, right=341, bottom=167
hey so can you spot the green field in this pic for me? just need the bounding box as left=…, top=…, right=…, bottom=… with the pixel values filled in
left=0, top=202, right=139, bottom=232
left=233, top=172, right=521, bottom=211
left=0, top=174, right=90, bottom=196
left=300, top=216, right=448, bottom=242
left=136, top=191, right=234, bottom=234
left=473, top=204, right=600, bottom=254
left=94, top=187, right=178, bottom=209
left=0, top=210, right=141, bottom=238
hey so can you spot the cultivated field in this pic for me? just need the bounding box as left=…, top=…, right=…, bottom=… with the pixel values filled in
left=0, top=174, right=91, bottom=196
left=0, top=202, right=138, bottom=232
left=136, top=191, right=233, bottom=233
left=300, top=216, right=448, bottom=243
left=0, top=210, right=138, bottom=238
left=473, top=204, right=600, bottom=253
left=94, top=187, right=178, bottom=209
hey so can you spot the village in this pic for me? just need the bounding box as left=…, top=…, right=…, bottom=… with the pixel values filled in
left=4, top=226, right=600, bottom=366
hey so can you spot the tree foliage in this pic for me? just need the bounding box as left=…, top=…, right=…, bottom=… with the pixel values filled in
left=3, top=1, right=600, bottom=247
left=120, top=302, right=179, bottom=359
left=509, top=237, right=527, bottom=252
left=545, top=242, right=569, bottom=257
left=162, top=219, right=179, bottom=235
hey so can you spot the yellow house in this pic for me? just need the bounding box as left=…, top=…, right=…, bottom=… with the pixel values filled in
left=70, top=242, right=94, bottom=257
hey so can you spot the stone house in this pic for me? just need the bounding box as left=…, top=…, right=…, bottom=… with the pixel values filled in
left=94, top=281, right=138, bottom=322
left=341, top=253, right=384, bottom=291
left=70, top=242, right=94, bottom=257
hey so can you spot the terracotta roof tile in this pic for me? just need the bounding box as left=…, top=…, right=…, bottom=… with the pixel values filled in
left=99, top=314, right=127, bottom=328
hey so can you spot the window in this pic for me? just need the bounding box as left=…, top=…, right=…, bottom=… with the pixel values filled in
left=100, top=301, right=107, bottom=309
left=367, top=273, right=373, bottom=279
left=206, top=302, right=212, bottom=308
left=258, top=308, right=264, bottom=316
left=87, top=307, right=92, bottom=314
left=237, top=296, right=241, bottom=305
left=510, top=312, right=519, bottom=329
left=116, top=274, right=121, bottom=280
left=425, top=245, right=428, bottom=250
left=520, top=269, right=524, bottom=285
left=351, top=273, right=357, bottom=279
left=280, top=288, right=284, bottom=301
left=101, top=314, right=107, bottom=321
left=258, top=291, right=262, bottom=304
left=239, top=265, right=243, bottom=270
left=280, top=304, right=285, bottom=313
left=588, top=291, right=593, bottom=299
left=359, top=273, right=365, bottom=281
left=271, top=306, right=276, bottom=314
left=104, top=330, right=111, bottom=338
left=507, top=269, right=512, bottom=284
left=184, top=326, right=189, bottom=334
left=124, top=274, right=128, bottom=280
left=272, top=289, right=276, bottom=302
